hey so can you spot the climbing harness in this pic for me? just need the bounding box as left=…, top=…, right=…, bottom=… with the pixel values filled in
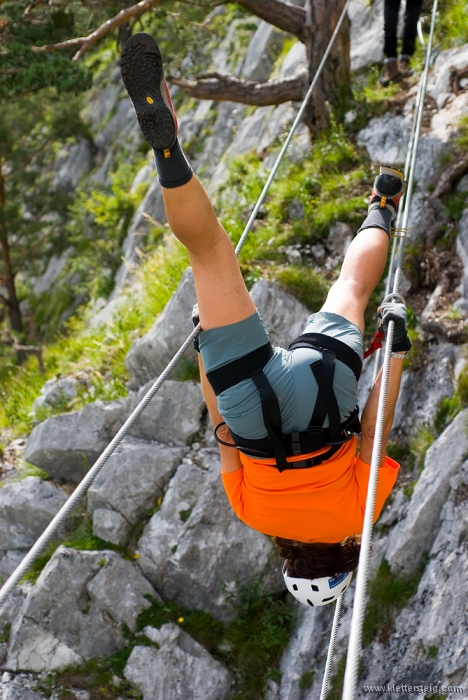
left=209, top=332, right=362, bottom=472
left=0, top=0, right=353, bottom=607
left=341, top=1, right=439, bottom=698
left=0, top=0, right=438, bottom=697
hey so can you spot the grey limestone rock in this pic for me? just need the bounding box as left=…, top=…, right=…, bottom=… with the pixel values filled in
left=128, top=380, right=204, bottom=446
left=86, top=553, right=160, bottom=632
left=386, top=408, right=468, bottom=575
left=113, top=174, right=166, bottom=292
left=33, top=252, right=70, bottom=297
left=137, top=450, right=283, bottom=621
left=87, top=439, right=185, bottom=526
left=32, top=376, right=78, bottom=414
left=250, top=279, right=310, bottom=349
left=358, top=112, right=411, bottom=167
left=241, top=21, right=284, bottom=83
left=125, top=268, right=198, bottom=388
left=427, top=42, right=468, bottom=108
left=124, top=622, right=232, bottom=700
left=349, top=0, right=384, bottom=71
left=0, top=587, right=26, bottom=627
left=53, top=140, right=95, bottom=193
left=2, top=686, right=46, bottom=700
left=392, top=343, right=458, bottom=438
left=6, top=548, right=155, bottom=672
left=92, top=508, right=130, bottom=546
left=0, top=477, right=67, bottom=580
left=24, top=398, right=132, bottom=483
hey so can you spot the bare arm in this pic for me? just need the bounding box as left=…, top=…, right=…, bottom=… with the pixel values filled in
left=198, top=354, right=243, bottom=474
left=359, top=356, right=405, bottom=465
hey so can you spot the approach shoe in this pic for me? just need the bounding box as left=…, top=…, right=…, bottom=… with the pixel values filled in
left=120, top=33, right=178, bottom=151
left=369, top=166, right=406, bottom=219
left=379, top=58, right=402, bottom=87
left=398, top=55, right=413, bottom=79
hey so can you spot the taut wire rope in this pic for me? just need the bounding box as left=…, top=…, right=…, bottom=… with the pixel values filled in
left=0, top=0, right=352, bottom=607
left=320, top=595, right=344, bottom=700
left=341, top=1, right=439, bottom=698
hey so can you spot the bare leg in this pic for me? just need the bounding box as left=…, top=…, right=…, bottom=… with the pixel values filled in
left=320, top=228, right=389, bottom=333
left=162, top=176, right=255, bottom=331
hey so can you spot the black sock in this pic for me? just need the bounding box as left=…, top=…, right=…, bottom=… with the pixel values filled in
left=357, top=207, right=393, bottom=237
left=153, top=139, right=193, bottom=189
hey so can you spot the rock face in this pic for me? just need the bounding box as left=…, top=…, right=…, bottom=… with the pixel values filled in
left=250, top=279, right=310, bottom=347
left=125, top=268, right=198, bottom=388
left=124, top=623, right=232, bottom=700
left=87, top=439, right=185, bottom=543
left=24, top=399, right=131, bottom=483
left=137, top=450, right=283, bottom=621
left=386, top=409, right=468, bottom=575
left=6, top=548, right=157, bottom=672
left=128, top=379, right=204, bottom=445
left=0, top=477, right=67, bottom=580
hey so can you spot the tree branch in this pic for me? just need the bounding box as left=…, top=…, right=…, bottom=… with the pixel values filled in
left=170, top=71, right=307, bottom=105
left=0, top=292, right=12, bottom=309
left=23, top=0, right=46, bottom=16
left=236, top=0, right=307, bottom=42
left=32, top=0, right=167, bottom=61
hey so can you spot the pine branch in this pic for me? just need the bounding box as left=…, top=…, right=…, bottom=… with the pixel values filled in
left=32, top=0, right=167, bottom=61
left=170, top=71, right=307, bottom=105
left=236, top=0, right=307, bottom=41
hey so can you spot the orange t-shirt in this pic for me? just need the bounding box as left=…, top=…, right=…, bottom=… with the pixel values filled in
left=221, top=437, right=399, bottom=543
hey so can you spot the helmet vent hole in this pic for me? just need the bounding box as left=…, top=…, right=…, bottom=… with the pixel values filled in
left=292, top=584, right=298, bottom=591
left=306, top=599, right=314, bottom=607
left=322, top=596, right=334, bottom=603
left=311, top=584, right=319, bottom=592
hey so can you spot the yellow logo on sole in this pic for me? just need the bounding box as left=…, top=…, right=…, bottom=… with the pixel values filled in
left=146, top=96, right=154, bottom=104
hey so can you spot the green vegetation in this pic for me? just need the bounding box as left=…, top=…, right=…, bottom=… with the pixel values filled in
left=438, top=0, right=468, bottom=48
left=274, top=265, right=330, bottom=310
left=327, top=656, right=347, bottom=700
left=38, top=579, right=294, bottom=700
left=362, top=559, right=426, bottom=646
left=0, top=622, right=11, bottom=643
left=299, top=670, right=315, bottom=690
left=427, top=645, right=439, bottom=659
left=0, top=240, right=189, bottom=433
left=20, top=514, right=135, bottom=585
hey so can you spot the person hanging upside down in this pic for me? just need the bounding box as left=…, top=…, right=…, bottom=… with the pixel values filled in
left=121, top=34, right=411, bottom=607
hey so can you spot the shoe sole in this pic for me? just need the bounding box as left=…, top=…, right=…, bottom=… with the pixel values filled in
left=378, top=73, right=404, bottom=88
left=120, top=33, right=177, bottom=150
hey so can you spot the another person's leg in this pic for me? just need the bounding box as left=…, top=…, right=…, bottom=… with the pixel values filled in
left=400, top=0, right=424, bottom=73
left=321, top=167, right=405, bottom=333
left=121, top=33, right=255, bottom=332
left=381, top=0, right=402, bottom=85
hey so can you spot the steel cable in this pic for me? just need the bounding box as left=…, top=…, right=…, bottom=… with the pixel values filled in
left=0, top=0, right=353, bottom=606
left=341, top=2, right=439, bottom=697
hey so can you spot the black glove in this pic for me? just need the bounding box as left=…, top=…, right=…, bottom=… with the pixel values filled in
left=377, top=301, right=412, bottom=353
left=192, top=303, right=201, bottom=352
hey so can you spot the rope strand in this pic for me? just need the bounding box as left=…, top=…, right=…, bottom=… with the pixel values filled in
left=342, top=1, right=439, bottom=696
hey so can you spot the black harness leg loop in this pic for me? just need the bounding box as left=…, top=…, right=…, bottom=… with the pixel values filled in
left=310, top=349, right=343, bottom=444
left=250, top=369, right=289, bottom=472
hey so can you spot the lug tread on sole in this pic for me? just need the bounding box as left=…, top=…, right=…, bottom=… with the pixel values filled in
left=120, top=34, right=176, bottom=150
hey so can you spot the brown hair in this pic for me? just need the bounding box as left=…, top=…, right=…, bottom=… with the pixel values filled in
left=273, top=535, right=361, bottom=579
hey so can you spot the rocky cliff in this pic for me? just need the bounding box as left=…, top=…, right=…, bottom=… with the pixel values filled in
left=2, top=1, right=468, bottom=699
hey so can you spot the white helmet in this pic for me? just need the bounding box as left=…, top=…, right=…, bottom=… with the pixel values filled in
left=283, top=563, right=352, bottom=606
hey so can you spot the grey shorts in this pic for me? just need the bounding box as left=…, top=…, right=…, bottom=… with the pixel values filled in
left=199, top=310, right=363, bottom=441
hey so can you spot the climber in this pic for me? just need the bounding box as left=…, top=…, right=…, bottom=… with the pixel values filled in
left=121, top=33, right=411, bottom=606
left=380, top=0, right=424, bottom=86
